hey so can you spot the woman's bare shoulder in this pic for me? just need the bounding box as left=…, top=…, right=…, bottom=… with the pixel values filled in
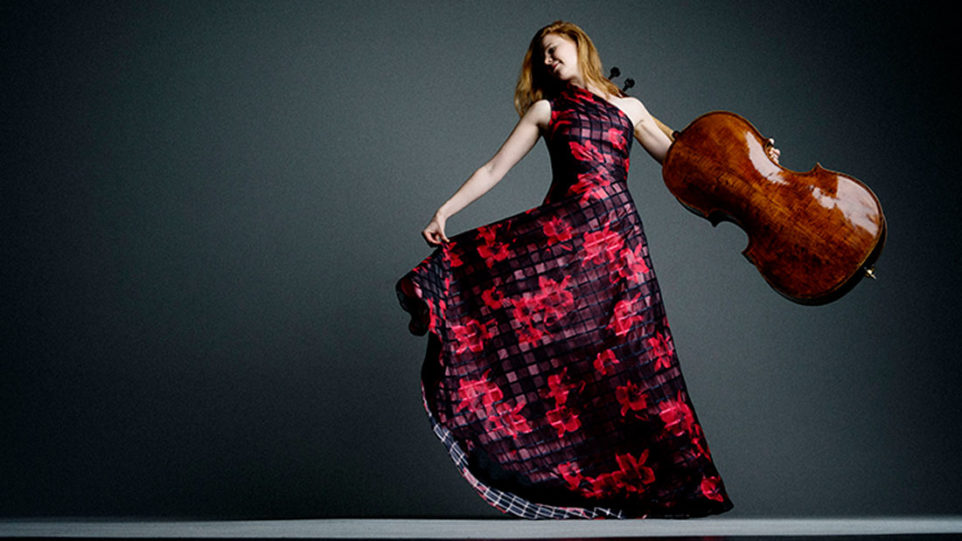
left=529, top=98, right=551, bottom=115
left=615, top=95, right=649, bottom=114
left=611, top=95, right=653, bottom=127
left=525, top=99, right=552, bottom=129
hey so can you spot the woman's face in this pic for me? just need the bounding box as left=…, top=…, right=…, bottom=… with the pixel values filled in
left=541, top=33, right=580, bottom=83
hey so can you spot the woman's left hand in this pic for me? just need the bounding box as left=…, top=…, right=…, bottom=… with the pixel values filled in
left=767, top=138, right=781, bottom=164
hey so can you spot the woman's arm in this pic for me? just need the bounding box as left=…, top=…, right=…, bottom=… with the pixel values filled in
left=422, top=100, right=550, bottom=246
left=630, top=100, right=675, bottom=164
left=652, top=116, right=676, bottom=142
left=644, top=111, right=781, bottom=163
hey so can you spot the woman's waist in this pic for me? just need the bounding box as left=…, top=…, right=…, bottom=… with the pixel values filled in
left=544, top=172, right=630, bottom=204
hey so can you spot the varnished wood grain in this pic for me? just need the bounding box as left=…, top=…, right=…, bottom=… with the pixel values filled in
left=662, top=111, right=886, bottom=305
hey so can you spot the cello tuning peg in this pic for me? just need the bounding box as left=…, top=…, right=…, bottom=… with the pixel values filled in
left=622, top=78, right=635, bottom=92
left=608, top=66, right=621, bottom=79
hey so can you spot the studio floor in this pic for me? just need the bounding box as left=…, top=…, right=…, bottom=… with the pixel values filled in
left=2, top=517, right=962, bottom=540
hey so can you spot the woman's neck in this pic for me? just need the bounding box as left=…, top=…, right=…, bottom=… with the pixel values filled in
left=567, top=79, right=610, bottom=100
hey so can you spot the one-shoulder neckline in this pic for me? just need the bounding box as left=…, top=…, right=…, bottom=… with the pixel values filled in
left=564, top=84, right=634, bottom=129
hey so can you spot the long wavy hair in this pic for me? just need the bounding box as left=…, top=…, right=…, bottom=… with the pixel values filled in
left=514, top=21, right=623, bottom=117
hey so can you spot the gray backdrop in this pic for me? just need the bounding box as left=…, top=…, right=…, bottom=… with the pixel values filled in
left=4, top=0, right=960, bottom=519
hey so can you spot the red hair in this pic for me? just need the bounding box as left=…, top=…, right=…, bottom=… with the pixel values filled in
left=514, top=21, right=622, bottom=116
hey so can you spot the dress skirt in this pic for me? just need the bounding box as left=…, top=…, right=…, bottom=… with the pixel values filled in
left=395, top=84, right=733, bottom=519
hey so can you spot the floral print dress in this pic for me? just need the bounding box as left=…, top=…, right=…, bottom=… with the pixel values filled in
left=396, top=84, right=733, bottom=519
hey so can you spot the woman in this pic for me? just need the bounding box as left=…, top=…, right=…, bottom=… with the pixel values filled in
left=397, top=21, right=771, bottom=519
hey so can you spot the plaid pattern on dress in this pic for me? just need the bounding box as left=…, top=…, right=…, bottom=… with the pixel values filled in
left=397, top=84, right=733, bottom=519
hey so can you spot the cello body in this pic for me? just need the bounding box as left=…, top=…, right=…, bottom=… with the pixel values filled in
left=662, top=111, right=886, bottom=305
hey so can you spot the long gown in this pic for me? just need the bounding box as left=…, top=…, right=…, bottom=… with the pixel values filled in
left=395, top=83, right=733, bottom=519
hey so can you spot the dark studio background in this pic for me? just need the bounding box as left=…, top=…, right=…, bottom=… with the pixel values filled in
left=3, top=0, right=961, bottom=519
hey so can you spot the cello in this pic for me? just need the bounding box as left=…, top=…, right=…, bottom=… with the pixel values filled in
left=661, top=111, right=886, bottom=305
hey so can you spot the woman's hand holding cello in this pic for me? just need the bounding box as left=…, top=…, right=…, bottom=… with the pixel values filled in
left=766, top=138, right=781, bottom=164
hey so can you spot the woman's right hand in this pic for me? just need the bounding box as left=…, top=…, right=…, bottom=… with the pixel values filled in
left=422, top=212, right=450, bottom=247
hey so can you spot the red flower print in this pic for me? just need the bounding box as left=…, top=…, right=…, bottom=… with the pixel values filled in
left=542, top=215, right=574, bottom=246
left=592, top=349, right=619, bottom=376
left=569, top=171, right=612, bottom=203
left=605, top=127, right=627, bottom=152
left=544, top=367, right=578, bottom=405
left=568, top=140, right=604, bottom=163
left=607, top=292, right=645, bottom=337
left=546, top=404, right=582, bottom=438
left=658, top=391, right=699, bottom=437
left=536, top=275, right=575, bottom=326
left=447, top=248, right=464, bottom=268
left=450, top=317, right=491, bottom=355
left=540, top=367, right=584, bottom=438
left=481, top=287, right=504, bottom=310
left=494, top=401, right=534, bottom=438
left=549, top=115, right=572, bottom=138
left=476, top=225, right=512, bottom=265
left=509, top=275, right=575, bottom=343
left=700, top=475, right=725, bottom=502
left=455, top=371, right=532, bottom=440
left=510, top=296, right=535, bottom=323
left=542, top=367, right=585, bottom=406
left=455, top=370, right=503, bottom=413
left=582, top=450, right=656, bottom=499
left=508, top=296, right=542, bottom=344
left=688, top=435, right=713, bottom=462
left=581, top=217, right=624, bottom=266
left=615, top=380, right=648, bottom=417
left=612, top=243, right=649, bottom=285
left=509, top=297, right=542, bottom=347
left=515, top=323, right=544, bottom=347
left=614, top=449, right=656, bottom=488
left=478, top=242, right=511, bottom=265
left=583, top=471, right=625, bottom=499
left=557, top=462, right=584, bottom=491
left=646, top=332, right=673, bottom=371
